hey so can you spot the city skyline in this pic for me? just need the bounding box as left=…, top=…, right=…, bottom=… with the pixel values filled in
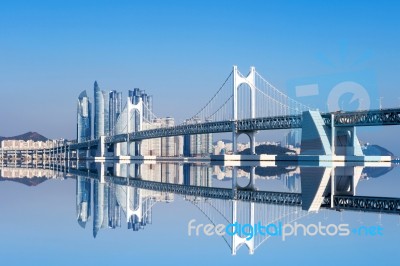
left=1, top=2, right=400, bottom=265
left=1, top=1, right=399, bottom=153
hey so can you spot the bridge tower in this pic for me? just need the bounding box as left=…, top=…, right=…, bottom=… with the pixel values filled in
left=231, top=200, right=255, bottom=255
left=232, top=66, right=257, bottom=155
left=125, top=187, right=143, bottom=223
left=128, top=97, right=143, bottom=156
left=113, top=97, right=143, bottom=157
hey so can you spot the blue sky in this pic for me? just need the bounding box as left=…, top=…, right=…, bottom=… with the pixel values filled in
left=1, top=0, right=400, bottom=149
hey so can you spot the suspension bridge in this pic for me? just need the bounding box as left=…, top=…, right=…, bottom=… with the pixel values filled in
left=2, top=65, right=400, bottom=162
left=1, top=66, right=399, bottom=256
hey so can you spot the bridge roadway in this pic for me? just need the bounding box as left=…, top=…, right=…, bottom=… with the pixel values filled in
left=68, top=168, right=400, bottom=215
left=68, top=108, right=400, bottom=150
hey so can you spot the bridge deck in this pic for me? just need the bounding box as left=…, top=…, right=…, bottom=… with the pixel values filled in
left=3, top=108, right=400, bottom=151
left=65, top=108, right=400, bottom=150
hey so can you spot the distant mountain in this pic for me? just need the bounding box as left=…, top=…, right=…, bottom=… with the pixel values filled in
left=0, top=177, right=49, bottom=186
left=0, top=132, right=48, bottom=142
left=239, top=144, right=295, bottom=155
left=362, top=167, right=393, bottom=178
left=239, top=166, right=293, bottom=177
left=362, top=144, right=394, bottom=157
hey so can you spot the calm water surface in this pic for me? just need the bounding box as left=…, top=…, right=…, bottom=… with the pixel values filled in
left=0, top=161, right=399, bottom=265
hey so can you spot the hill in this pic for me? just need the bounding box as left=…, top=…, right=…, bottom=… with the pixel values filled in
left=0, top=177, right=49, bottom=186
left=362, top=144, right=394, bottom=157
left=239, top=144, right=295, bottom=155
left=0, top=132, right=48, bottom=142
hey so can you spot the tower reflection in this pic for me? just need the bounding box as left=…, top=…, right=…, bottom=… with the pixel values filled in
left=70, top=161, right=397, bottom=255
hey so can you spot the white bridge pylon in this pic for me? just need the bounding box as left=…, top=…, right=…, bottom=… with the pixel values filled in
left=232, top=66, right=257, bottom=155
left=113, top=97, right=143, bottom=156
left=233, top=65, right=256, bottom=121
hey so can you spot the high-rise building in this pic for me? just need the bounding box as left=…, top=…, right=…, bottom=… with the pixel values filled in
left=183, top=117, right=213, bottom=156
left=147, top=95, right=153, bottom=121
left=140, top=117, right=182, bottom=157
left=94, top=81, right=110, bottom=139
left=183, top=164, right=212, bottom=187
left=104, top=91, right=109, bottom=136
left=129, top=88, right=141, bottom=104
left=285, top=129, right=301, bottom=148
left=77, top=90, right=92, bottom=142
left=284, top=173, right=301, bottom=192
left=161, top=117, right=175, bottom=157
left=109, top=90, right=122, bottom=135
left=129, top=88, right=153, bottom=122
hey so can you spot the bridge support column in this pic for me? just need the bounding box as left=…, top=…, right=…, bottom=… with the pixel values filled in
left=248, top=131, right=256, bottom=155
left=330, top=167, right=335, bottom=208
left=300, top=111, right=333, bottom=156
left=114, top=162, right=121, bottom=176
left=300, top=167, right=332, bottom=212
left=96, top=162, right=105, bottom=183
left=96, top=136, right=106, bottom=158
left=126, top=139, right=131, bottom=156
left=135, top=141, right=142, bottom=156
left=232, top=124, right=237, bottom=154
left=300, top=111, right=363, bottom=158
left=333, top=166, right=363, bottom=196
left=113, top=143, right=121, bottom=157
left=130, top=163, right=141, bottom=178
left=248, top=166, right=256, bottom=189
left=334, top=127, right=363, bottom=156
left=232, top=166, right=238, bottom=189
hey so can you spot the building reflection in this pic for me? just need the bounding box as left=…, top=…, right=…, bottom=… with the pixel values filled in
left=1, top=160, right=395, bottom=252
left=76, top=176, right=91, bottom=228
left=77, top=162, right=212, bottom=237
left=70, top=162, right=399, bottom=255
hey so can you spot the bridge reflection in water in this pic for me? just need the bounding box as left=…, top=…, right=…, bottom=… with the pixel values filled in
left=72, top=160, right=398, bottom=255
left=1, top=161, right=398, bottom=255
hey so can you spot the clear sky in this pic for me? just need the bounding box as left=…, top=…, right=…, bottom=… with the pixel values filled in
left=1, top=1, right=400, bottom=150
